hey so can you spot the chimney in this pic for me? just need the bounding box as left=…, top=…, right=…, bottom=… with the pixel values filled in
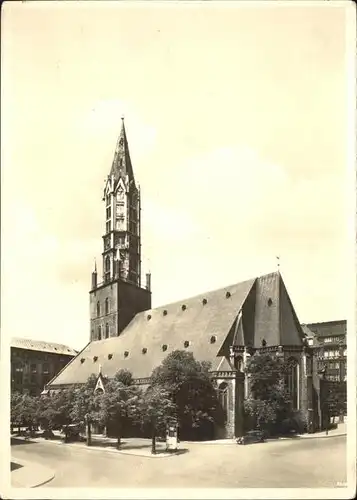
left=145, top=273, right=151, bottom=291
left=91, top=261, right=98, bottom=290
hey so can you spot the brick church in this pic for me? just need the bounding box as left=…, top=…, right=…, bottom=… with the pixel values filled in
left=47, top=118, right=321, bottom=437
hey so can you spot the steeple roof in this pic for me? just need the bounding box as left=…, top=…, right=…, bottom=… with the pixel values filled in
left=110, top=117, right=135, bottom=186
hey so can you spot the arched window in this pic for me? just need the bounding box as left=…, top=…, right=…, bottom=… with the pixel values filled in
left=218, top=382, right=229, bottom=420
left=234, top=356, right=243, bottom=372
left=98, top=325, right=102, bottom=340
left=105, top=256, right=110, bottom=273
left=97, top=301, right=100, bottom=317
left=105, top=323, right=109, bottom=339
left=286, top=357, right=298, bottom=410
left=105, top=298, right=109, bottom=315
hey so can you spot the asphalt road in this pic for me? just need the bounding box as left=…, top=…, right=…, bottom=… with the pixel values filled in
left=11, top=435, right=347, bottom=488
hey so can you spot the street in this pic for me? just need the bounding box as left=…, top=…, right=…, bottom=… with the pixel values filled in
left=11, top=435, right=346, bottom=488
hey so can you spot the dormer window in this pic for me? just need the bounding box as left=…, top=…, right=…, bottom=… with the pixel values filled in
left=181, top=304, right=187, bottom=311
left=93, top=356, right=98, bottom=362
left=108, top=354, right=113, bottom=360
left=210, top=336, right=217, bottom=344
left=80, top=358, right=85, bottom=364
left=202, top=298, right=207, bottom=305
left=268, top=298, right=273, bottom=306
left=226, top=291, right=231, bottom=299
left=184, top=340, right=190, bottom=348
left=142, top=348, right=147, bottom=354
left=124, top=351, right=129, bottom=358
left=163, top=310, right=168, bottom=316
left=147, top=314, right=152, bottom=321
left=162, top=344, right=168, bottom=352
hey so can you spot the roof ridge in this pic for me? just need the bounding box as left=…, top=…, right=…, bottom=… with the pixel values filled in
left=143, top=271, right=280, bottom=313
left=11, top=337, right=77, bottom=352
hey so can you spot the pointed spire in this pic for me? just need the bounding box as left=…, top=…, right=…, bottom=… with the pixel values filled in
left=94, top=258, right=97, bottom=273
left=110, top=117, right=135, bottom=185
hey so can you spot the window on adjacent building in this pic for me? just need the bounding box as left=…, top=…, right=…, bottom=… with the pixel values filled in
left=43, top=363, right=49, bottom=374
left=323, top=351, right=329, bottom=358
left=31, top=363, right=37, bottom=373
left=324, top=337, right=332, bottom=343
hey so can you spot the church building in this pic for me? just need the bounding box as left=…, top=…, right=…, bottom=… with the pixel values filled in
left=47, top=119, right=320, bottom=438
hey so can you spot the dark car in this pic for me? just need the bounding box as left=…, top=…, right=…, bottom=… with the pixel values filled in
left=61, top=424, right=83, bottom=443
left=236, top=430, right=266, bottom=445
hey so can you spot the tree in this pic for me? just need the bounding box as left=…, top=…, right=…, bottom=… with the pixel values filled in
left=36, top=387, right=76, bottom=434
left=150, top=350, right=225, bottom=440
left=11, top=393, right=39, bottom=432
left=98, top=369, right=142, bottom=448
left=244, top=352, right=292, bottom=434
left=69, top=375, right=101, bottom=446
left=139, top=385, right=176, bottom=454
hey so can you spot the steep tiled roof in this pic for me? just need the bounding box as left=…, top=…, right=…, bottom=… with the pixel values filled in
left=48, top=277, right=256, bottom=386
left=47, top=271, right=305, bottom=388
left=11, top=337, right=77, bottom=356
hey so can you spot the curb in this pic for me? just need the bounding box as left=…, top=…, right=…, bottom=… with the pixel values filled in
left=11, top=458, right=55, bottom=488
left=12, top=436, right=177, bottom=459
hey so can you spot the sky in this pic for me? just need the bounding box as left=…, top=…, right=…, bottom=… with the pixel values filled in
left=1, top=1, right=354, bottom=351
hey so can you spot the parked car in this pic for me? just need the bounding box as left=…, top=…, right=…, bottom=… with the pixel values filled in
left=236, top=430, right=266, bottom=445
left=61, top=424, right=83, bottom=443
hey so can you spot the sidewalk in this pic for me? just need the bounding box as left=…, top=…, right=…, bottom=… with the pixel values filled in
left=11, top=459, right=55, bottom=488
left=186, top=422, right=347, bottom=445
left=11, top=433, right=181, bottom=459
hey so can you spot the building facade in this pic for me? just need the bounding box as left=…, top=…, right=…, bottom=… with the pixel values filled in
left=46, top=118, right=324, bottom=437
left=301, top=320, right=347, bottom=382
left=89, top=118, right=151, bottom=342
left=11, top=338, right=77, bottom=396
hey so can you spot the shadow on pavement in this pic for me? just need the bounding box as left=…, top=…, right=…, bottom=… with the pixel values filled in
left=11, top=437, right=38, bottom=446
left=11, top=462, right=23, bottom=471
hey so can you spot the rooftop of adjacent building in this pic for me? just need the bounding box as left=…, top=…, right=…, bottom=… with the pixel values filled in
left=11, top=337, right=78, bottom=357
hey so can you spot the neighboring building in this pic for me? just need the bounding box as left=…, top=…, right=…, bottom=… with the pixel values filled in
left=46, top=118, right=321, bottom=438
left=301, top=321, right=347, bottom=382
left=11, top=337, right=77, bottom=396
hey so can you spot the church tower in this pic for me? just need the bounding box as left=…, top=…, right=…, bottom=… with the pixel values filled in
left=89, top=118, right=152, bottom=342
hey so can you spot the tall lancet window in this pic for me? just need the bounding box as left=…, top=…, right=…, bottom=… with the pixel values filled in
left=98, top=325, right=102, bottom=340
left=218, top=382, right=229, bottom=421
left=286, top=358, right=298, bottom=410
left=105, top=256, right=111, bottom=282
left=97, top=301, right=100, bottom=317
